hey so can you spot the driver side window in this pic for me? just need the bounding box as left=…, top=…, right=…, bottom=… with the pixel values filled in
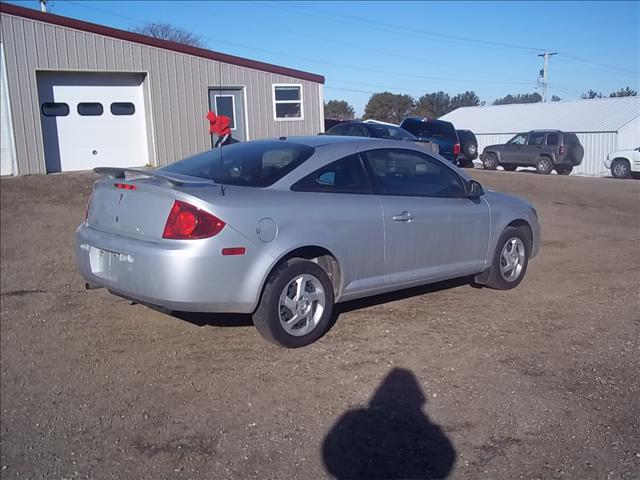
left=509, top=134, right=527, bottom=145
left=362, top=149, right=466, bottom=198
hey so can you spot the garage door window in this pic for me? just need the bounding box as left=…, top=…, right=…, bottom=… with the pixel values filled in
left=110, top=102, right=136, bottom=116
left=273, top=85, right=303, bottom=120
left=77, top=103, right=104, bottom=116
left=41, top=102, right=69, bottom=117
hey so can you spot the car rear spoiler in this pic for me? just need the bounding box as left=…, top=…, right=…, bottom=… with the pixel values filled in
left=93, top=167, right=213, bottom=187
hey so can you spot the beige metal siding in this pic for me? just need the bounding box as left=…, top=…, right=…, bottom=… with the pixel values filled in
left=0, top=13, right=323, bottom=174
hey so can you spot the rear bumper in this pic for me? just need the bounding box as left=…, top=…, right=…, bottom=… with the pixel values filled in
left=75, top=224, right=273, bottom=313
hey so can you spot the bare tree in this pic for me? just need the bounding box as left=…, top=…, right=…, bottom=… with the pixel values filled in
left=134, top=22, right=205, bottom=48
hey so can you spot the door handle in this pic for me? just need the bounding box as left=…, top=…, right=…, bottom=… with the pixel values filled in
left=392, top=211, right=414, bottom=222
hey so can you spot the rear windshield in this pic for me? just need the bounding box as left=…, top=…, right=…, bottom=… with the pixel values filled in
left=402, top=120, right=456, bottom=139
left=161, top=141, right=314, bottom=187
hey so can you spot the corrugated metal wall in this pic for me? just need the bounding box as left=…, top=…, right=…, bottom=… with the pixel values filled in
left=0, top=13, right=323, bottom=174
left=616, top=118, right=640, bottom=150
left=475, top=132, right=617, bottom=176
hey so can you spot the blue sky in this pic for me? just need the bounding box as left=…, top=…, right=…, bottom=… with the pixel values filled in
left=6, top=0, right=640, bottom=115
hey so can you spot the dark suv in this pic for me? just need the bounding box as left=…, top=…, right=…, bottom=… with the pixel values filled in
left=456, top=129, right=478, bottom=167
left=399, top=118, right=460, bottom=164
left=481, top=130, right=584, bottom=175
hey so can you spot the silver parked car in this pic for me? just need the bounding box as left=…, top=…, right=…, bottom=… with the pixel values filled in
left=76, top=136, right=540, bottom=347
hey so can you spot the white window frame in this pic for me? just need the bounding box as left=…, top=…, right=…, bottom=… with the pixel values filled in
left=272, top=84, right=304, bottom=121
left=214, top=94, right=237, bottom=131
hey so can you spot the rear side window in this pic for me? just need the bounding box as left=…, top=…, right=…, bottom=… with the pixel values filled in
left=326, top=124, right=350, bottom=136
left=546, top=133, right=559, bottom=145
left=292, top=154, right=372, bottom=194
left=41, top=102, right=69, bottom=117
left=161, top=141, right=314, bottom=187
left=370, top=125, right=416, bottom=140
left=77, top=103, right=103, bottom=116
left=528, top=133, right=546, bottom=145
left=347, top=124, right=369, bottom=137
left=564, top=133, right=580, bottom=146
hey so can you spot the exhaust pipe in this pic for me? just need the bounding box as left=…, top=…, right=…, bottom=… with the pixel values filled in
left=85, top=282, right=103, bottom=290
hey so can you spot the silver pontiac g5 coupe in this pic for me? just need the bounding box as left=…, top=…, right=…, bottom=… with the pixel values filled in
left=75, top=136, right=540, bottom=347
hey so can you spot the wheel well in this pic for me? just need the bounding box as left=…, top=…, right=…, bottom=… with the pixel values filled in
left=612, top=157, right=630, bottom=165
left=507, top=219, right=533, bottom=246
left=271, top=246, right=341, bottom=296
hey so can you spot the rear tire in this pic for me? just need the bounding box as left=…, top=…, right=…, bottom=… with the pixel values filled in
left=536, top=157, right=553, bottom=175
left=253, top=259, right=335, bottom=348
left=556, top=165, right=573, bottom=175
left=502, top=165, right=518, bottom=172
left=483, top=153, right=498, bottom=170
left=486, top=226, right=531, bottom=290
left=611, top=158, right=631, bottom=179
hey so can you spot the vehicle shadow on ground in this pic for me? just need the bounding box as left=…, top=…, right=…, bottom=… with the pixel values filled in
left=322, top=367, right=456, bottom=479
left=335, top=277, right=472, bottom=315
left=171, top=311, right=254, bottom=327
left=170, top=277, right=474, bottom=328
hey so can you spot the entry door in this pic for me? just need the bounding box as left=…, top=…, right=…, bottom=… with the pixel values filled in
left=502, top=133, right=528, bottom=164
left=208, top=87, right=246, bottom=144
left=361, top=148, right=490, bottom=287
left=37, top=71, right=149, bottom=172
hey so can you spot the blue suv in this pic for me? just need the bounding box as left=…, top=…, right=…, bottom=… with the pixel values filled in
left=400, top=118, right=460, bottom=165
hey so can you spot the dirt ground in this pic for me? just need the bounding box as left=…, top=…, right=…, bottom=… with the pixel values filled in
left=1, top=169, right=639, bottom=479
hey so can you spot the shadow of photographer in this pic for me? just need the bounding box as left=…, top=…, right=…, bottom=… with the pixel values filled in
left=322, top=368, right=456, bottom=479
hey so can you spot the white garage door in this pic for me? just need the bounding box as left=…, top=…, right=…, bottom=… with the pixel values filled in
left=37, top=72, right=149, bottom=173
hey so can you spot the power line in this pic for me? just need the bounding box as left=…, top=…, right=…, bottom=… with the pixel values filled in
left=275, top=2, right=639, bottom=80
left=195, top=2, right=534, bottom=84
left=62, top=1, right=535, bottom=88
left=275, top=2, right=546, bottom=54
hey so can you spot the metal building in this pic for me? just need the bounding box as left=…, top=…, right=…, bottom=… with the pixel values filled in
left=0, top=3, right=325, bottom=176
left=440, top=97, right=640, bottom=176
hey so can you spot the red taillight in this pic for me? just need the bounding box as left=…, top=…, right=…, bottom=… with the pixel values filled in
left=114, top=183, right=136, bottom=190
left=454, top=143, right=461, bottom=156
left=559, top=146, right=566, bottom=155
left=85, top=194, right=92, bottom=221
left=162, top=200, right=225, bottom=239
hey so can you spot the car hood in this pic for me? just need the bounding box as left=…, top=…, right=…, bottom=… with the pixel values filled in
left=484, top=144, right=505, bottom=151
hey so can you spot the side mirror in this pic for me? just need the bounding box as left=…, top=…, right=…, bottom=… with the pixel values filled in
left=468, top=180, right=484, bottom=198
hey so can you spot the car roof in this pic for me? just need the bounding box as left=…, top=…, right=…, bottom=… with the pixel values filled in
left=402, top=117, right=452, bottom=125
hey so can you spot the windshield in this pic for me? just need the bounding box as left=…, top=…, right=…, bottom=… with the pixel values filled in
left=161, top=141, right=314, bottom=187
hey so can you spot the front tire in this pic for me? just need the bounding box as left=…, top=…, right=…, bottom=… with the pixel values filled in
left=483, top=153, right=498, bottom=170
left=536, top=157, right=553, bottom=175
left=611, top=158, right=631, bottom=179
left=486, top=226, right=531, bottom=290
left=253, top=259, right=335, bottom=348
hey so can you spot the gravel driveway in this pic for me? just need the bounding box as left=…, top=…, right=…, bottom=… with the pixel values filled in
left=1, top=169, right=638, bottom=479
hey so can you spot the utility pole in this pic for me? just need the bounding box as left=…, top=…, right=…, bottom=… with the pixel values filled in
left=39, top=0, right=48, bottom=13
left=537, top=52, right=557, bottom=102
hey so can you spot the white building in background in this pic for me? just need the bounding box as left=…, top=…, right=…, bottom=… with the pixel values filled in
left=440, top=97, right=640, bottom=176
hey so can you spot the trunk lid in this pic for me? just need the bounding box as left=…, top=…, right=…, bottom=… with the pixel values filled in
left=87, top=178, right=176, bottom=242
